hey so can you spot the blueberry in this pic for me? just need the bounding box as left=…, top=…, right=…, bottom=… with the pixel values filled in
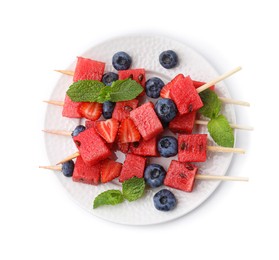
left=62, top=160, right=75, bottom=177
left=159, top=50, right=178, bottom=69
left=153, top=189, right=177, bottom=211
left=144, top=164, right=166, bottom=188
left=102, top=101, right=115, bottom=119
left=71, top=125, right=86, bottom=137
left=112, top=51, right=132, bottom=71
left=102, top=72, right=119, bottom=86
left=157, top=136, right=178, bottom=157
left=145, top=77, right=165, bottom=98
left=155, top=98, right=177, bottom=123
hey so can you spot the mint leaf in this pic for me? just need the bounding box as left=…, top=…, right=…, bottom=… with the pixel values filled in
left=109, top=79, right=144, bottom=102
left=122, top=177, right=145, bottom=202
left=207, top=115, right=234, bottom=147
left=67, top=80, right=105, bottom=102
left=199, top=89, right=221, bottom=119
left=93, top=190, right=124, bottom=209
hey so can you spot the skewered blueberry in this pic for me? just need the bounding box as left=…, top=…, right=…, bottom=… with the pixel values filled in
left=102, top=72, right=119, bottom=86
left=112, top=51, right=132, bottom=70
left=155, top=98, right=177, bottom=123
left=145, top=77, right=165, bottom=98
left=62, top=160, right=75, bottom=177
left=153, top=189, right=177, bottom=211
left=144, top=164, right=166, bottom=188
left=157, top=136, right=178, bottom=157
left=102, top=101, right=116, bottom=119
left=159, top=50, right=178, bottom=69
left=71, top=125, right=86, bottom=137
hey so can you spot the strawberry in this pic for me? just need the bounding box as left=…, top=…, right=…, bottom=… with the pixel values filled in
left=100, top=159, right=122, bottom=183
left=95, top=118, right=119, bottom=143
left=118, top=118, right=141, bottom=143
left=79, top=102, right=102, bottom=121
left=160, top=74, right=184, bottom=98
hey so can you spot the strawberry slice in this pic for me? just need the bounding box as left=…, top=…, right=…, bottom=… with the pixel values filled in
left=100, top=159, right=122, bottom=183
left=79, top=102, right=102, bottom=121
left=118, top=118, right=141, bottom=143
left=95, top=118, right=119, bottom=143
left=160, top=74, right=184, bottom=98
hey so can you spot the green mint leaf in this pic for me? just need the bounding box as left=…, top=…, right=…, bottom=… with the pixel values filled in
left=207, top=115, right=234, bottom=147
left=122, top=177, right=145, bottom=202
left=66, top=80, right=105, bottom=102
left=93, top=190, right=124, bottom=209
left=95, top=86, right=112, bottom=103
left=109, top=79, right=144, bottom=102
left=199, top=89, right=221, bottom=119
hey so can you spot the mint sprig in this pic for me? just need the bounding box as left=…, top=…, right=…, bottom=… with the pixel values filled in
left=199, top=89, right=221, bottom=119
left=93, top=190, right=124, bottom=209
left=67, top=79, right=143, bottom=103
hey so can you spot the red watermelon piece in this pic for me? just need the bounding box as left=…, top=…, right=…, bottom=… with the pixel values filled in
left=164, top=160, right=198, bottom=192
left=130, top=137, right=159, bottom=157
left=169, top=111, right=197, bottom=134
left=73, top=56, right=105, bottom=82
left=85, top=120, right=95, bottom=129
left=170, top=76, right=203, bottom=115
left=118, top=68, right=146, bottom=87
left=62, top=95, right=82, bottom=118
left=160, top=74, right=184, bottom=98
left=73, top=127, right=111, bottom=166
left=112, top=99, right=139, bottom=122
left=130, top=102, right=163, bottom=141
left=100, top=159, right=122, bottom=183
left=119, top=154, right=146, bottom=182
left=178, top=134, right=207, bottom=162
left=72, top=156, right=100, bottom=185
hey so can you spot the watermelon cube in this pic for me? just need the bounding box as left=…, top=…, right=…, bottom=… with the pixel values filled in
left=62, top=95, right=82, bottom=118
left=160, top=74, right=184, bottom=98
left=164, top=160, right=198, bottom=192
left=73, top=56, right=105, bottom=82
left=130, top=137, right=159, bottom=157
left=73, top=127, right=111, bottom=166
left=112, top=99, right=139, bottom=122
left=169, top=111, right=197, bottom=134
left=170, top=76, right=203, bottom=115
left=193, top=80, right=215, bottom=91
left=130, top=102, right=163, bottom=141
left=119, top=154, right=146, bottom=182
left=85, top=120, right=95, bottom=129
left=118, top=68, right=146, bottom=87
left=72, top=156, right=101, bottom=185
left=178, top=134, right=207, bottom=162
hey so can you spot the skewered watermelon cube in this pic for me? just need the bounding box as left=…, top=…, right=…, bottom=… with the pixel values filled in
left=164, top=160, right=198, bottom=192
left=130, top=137, right=159, bottom=157
left=72, top=156, right=101, bottom=185
left=100, top=159, right=122, bottom=183
left=62, top=95, right=82, bottom=118
left=169, top=111, right=197, bottom=134
left=118, top=68, right=146, bottom=87
left=178, top=134, right=207, bottom=162
left=73, top=127, right=111, bottom=166
left=119, top=154, right=146, bottom=182
left=160, top=74, right=184, bottom=98
left=130, top=102, right=163, bottom=141
left=112, top=99, right=139, bottom=121
left=170, top=76, right=203, bottom=115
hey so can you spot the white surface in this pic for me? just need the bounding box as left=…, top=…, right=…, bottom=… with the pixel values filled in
left=0, top=0, right=278, bottom=259
left=45, top=35, right=235, bottom=225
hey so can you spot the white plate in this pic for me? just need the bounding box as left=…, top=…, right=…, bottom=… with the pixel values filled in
left=44, top=35, right=236, bottom=225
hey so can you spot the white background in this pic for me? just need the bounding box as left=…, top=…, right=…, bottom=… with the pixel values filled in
left=0, top=0, right=278, bottom=259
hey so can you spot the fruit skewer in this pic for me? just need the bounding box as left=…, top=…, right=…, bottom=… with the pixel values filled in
left=54, top=66, right=250, bottom=106
left=39, top=164, right=248, bottom=182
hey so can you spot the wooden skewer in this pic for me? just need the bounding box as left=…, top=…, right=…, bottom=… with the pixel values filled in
left=56, top=151, right=80, bottom=165
left=42, top=129, right=72, bottom=136
left=43, top=100, right=64, bottom=106
left=39, top=164, right=248, bottom=182
left=218, top=97, right=250, bottom=107
left=54, top=69, right=74, bottom=76
left=194, top=120, right=254, bottom=131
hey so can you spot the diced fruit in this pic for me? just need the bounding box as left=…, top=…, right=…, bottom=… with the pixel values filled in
left=145, top=77, right=165, bottom=98
left=155, top=98, right=177, bottom=123
left=116, top=139, right=130, bottom=154
left=157, top=136, right=178, bottom=158
left=95, top=118, right=119, bottom=143
left=85, top=120, right=95, bottom=129
left=170, top=76, right=203, bottom=114
left=72, top=156, right=100, bottom=185
left=153, top=189, right=177, bottom=211
left=112, top=99, right=139, bottom=121
left=118, top=68, right=146, bottom=88
left=169, top=111, right=197, bottom=134
left=119, top=154, right=146, bottom=182
left=160, top=74, right=184, bottom=98
left=144, top=164, right=166, bottom=188
left=62, top=95, right=82, bottom=118
left=130, top=137, right=158, bottom=157
left=178, top=134, right=207, bottom=162
left=164, top=160, right=198, bottom=192
left=61, top=160, right=75, bottom=177
left=73, top=56, right=105, bottom=82
left=130, top=102, right=163, bottom=141
left=73, top=127, right=111, bottom=166
left=79, top=102, right=103, bottom=121
left=112, top=51, right=132, bottom=71
left=100, top=159, right=122, bottom=183
left=118, top=118, right=141, bottom=143
left=102, top=72, right=119, bottom=86
left=193, top=80, right=215, bottom=91
left=102, top=101, right=116, bottom=119
left=71, top=125, right=86, bottom=137
left=159, top=50, right=178, bottom=69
